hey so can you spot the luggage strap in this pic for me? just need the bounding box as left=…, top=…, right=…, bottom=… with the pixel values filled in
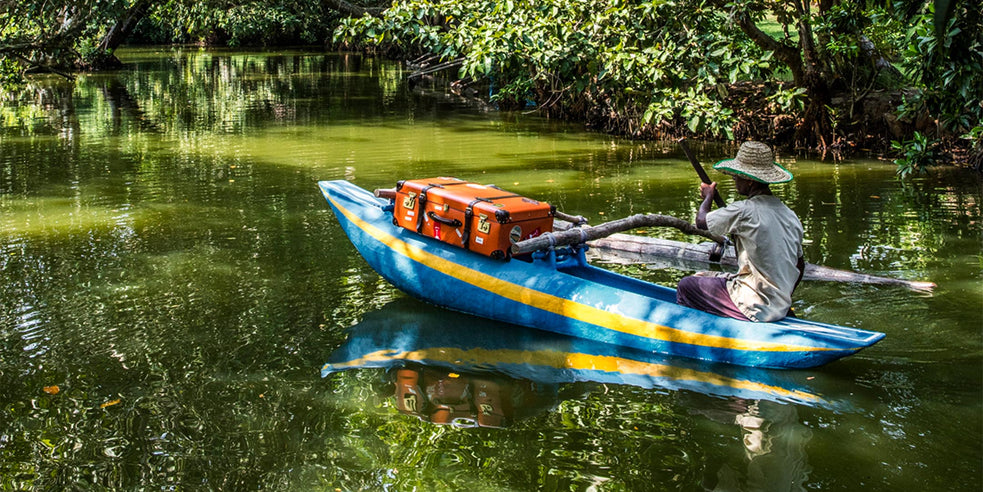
left=416, top=181, right=468, bottom=233
left=462, top=194, right=520, bottom=249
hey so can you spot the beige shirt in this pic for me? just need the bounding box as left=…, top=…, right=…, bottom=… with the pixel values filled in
left=706, top=195, right=804, bottom=322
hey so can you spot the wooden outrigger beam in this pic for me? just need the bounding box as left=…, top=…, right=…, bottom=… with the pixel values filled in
left=543, top=220, right=936, bottom=292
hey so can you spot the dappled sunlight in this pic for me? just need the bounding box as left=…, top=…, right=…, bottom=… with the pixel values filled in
left=0, top=48, right=979, bottom=491
left=2, top=197, right=131, bottom=236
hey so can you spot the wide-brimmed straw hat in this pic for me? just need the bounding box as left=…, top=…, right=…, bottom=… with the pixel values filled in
left=713, top=141, right=793, bottom=184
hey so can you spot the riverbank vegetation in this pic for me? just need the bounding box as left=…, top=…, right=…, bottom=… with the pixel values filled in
left=1, top=0, right=980, bottom=173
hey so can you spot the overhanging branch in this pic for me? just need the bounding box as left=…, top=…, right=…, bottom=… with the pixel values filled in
left=322, top=0, right=385, bottom=18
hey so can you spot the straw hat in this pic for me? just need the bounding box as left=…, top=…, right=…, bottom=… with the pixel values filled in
left=713, top=141, right=793, bottom=184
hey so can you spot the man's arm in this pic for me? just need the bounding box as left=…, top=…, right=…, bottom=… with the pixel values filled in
left=695, top=182, right=717, bottom=230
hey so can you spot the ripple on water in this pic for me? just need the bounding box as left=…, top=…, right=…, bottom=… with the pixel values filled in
left=10, top=303, right=51, bottom=360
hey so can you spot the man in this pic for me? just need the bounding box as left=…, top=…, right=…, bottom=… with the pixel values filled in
left=676, top=141, right=805, bottom=322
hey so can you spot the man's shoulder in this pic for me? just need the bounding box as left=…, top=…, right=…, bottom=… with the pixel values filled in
left=751, top=195, right=797, bottom=215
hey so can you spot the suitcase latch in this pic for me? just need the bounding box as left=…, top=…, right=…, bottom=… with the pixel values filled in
left=403, top=192, right=417, bottom=209
left=477, top=214, right=491, bottom=234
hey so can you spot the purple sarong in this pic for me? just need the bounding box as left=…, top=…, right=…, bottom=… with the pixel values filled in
left=676, top=276, right=750, bottom=321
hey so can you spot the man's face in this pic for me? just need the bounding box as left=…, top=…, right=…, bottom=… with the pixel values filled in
left=732, top=175, right=755, bottom=196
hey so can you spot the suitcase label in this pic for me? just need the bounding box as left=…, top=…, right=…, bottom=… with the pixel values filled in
left=402, top=192, right=417, bottom=209
left=478, top=214, right=491, bottom=234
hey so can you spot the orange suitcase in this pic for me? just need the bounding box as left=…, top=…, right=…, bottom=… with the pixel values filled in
left=393, top=177, right=554, bottom=259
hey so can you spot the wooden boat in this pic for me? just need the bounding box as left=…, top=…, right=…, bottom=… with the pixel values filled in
left=318, top=180, right=885, bottom=369
left=322, top=298, right=842, bottom=410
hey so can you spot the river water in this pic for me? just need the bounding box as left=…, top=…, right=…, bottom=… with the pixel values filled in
left=0, top=48, right=980, bottom=490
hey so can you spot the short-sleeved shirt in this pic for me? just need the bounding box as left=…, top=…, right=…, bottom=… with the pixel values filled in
left=706, top=195, right=803, bottom=322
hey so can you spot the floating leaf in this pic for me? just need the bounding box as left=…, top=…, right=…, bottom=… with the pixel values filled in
left=100, top=399, right=121, bottom=408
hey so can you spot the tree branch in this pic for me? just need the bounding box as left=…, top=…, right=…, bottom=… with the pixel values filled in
left=10, top=52, right=75, bottom=81
left=322, top=0, right=385, bottom=18
left=733, top=11, right=804, bottom=86
left=511, top=214, right=724, bottom=255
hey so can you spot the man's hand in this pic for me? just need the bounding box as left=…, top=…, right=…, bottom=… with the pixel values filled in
left=700, top=182, right=717, bottom=200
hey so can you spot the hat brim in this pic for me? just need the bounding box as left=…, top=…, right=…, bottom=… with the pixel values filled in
left=713, top=159, right=793, bottom=184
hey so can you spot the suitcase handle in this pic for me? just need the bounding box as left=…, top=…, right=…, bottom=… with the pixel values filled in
left=427, top=211, right=462, bottom=227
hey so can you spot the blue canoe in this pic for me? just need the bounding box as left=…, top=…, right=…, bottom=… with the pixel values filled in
left=322, top=298, right=842, bottom=410
left=318, top=180, right=885, bottom=369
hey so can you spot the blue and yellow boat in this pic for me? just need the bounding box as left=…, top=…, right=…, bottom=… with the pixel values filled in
left=318, top=180, right=884, bottom=369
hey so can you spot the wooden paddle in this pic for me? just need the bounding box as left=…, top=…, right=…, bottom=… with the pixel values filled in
left=678, top=137, right=726, bottom=208
left=676, top=137, right=731, bottom=261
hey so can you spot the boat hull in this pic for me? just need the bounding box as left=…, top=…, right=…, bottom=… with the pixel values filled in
left=318, top=180, right=885, bottom=369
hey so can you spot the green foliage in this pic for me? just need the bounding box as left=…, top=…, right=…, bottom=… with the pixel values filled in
left=892, top=131, right=940, bottom=177
left=335, top=0, right=772, bottom=138
left=0, top=0, right=355, bottom=84
left=0, top=0, right=135, bottom=75
left=1, top=0, right=980, bottom=159
left=334, top=0, right=981, bottom=150
left=888, top=1, right=982, bottom=175
left=137, top=0, right=340, bottom=46
left=963, top=126, right=983, bottom=149
left=898, top=3, right=983, bottom=134
left=765, top=86, right=807, bottom=113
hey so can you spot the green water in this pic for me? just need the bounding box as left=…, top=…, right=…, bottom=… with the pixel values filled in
left=0, top=47, right=980, bottom=490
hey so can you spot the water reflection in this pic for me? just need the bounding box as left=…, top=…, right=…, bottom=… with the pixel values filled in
left=690, top=397, right=813, bottom=492
left=323, top=299, right=843, bottom=421
left=388, top=364, right=559, bottom=428
left=324, top=299, right=829, bottom=488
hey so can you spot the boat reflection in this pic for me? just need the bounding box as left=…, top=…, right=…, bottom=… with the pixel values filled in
left=321, top=299, right=843, bottom=428
left=388, top=364, right=559, bottom=428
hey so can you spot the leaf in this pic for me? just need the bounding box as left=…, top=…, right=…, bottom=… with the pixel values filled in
left=643, top=106, right=655, bottom=124
left=43, top=385, right=60, bottom=395
left=687, top=115, right=702, bottom=133
left=100, top=399, right=121, bottom=408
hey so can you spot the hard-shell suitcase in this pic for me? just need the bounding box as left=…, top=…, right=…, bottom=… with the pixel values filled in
left=393, top=177, right=554, bottom=259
